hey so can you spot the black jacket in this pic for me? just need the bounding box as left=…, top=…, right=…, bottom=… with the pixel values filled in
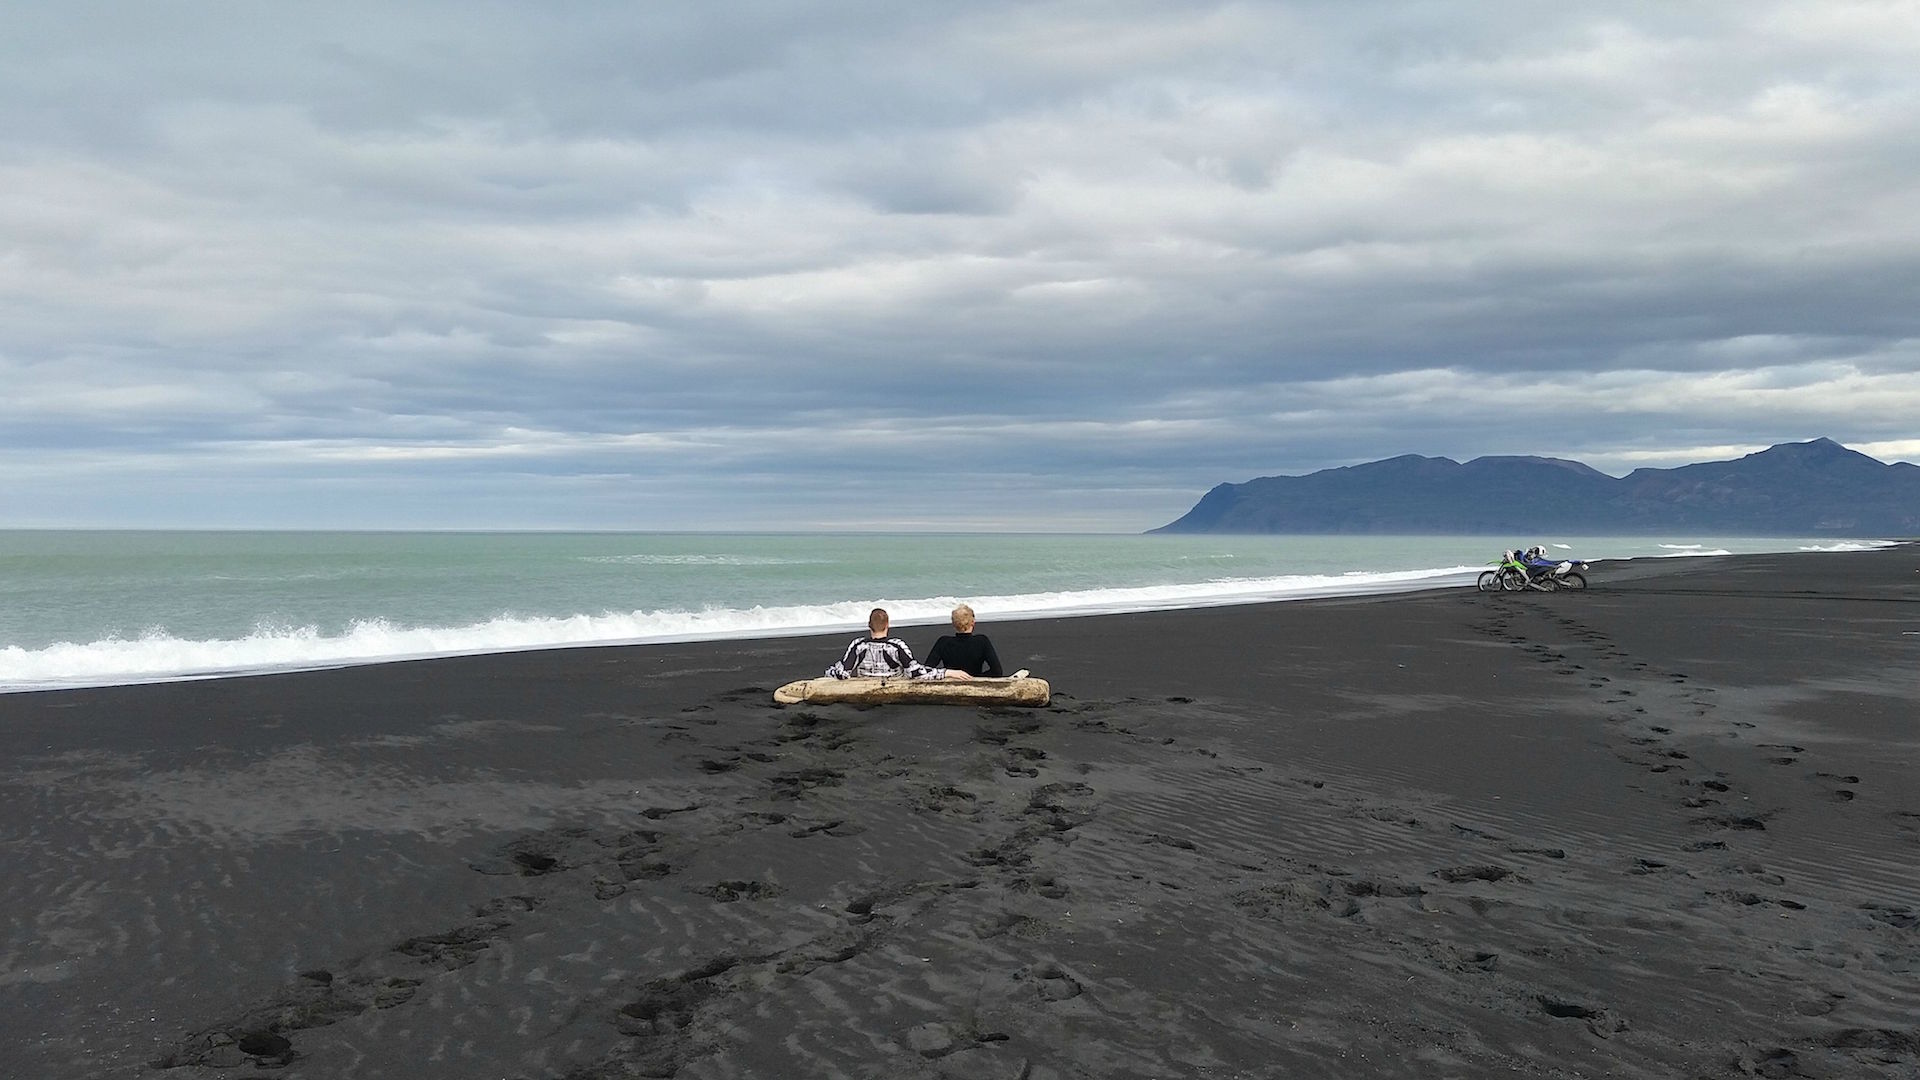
left=925, top=632, right=1003, bottom=677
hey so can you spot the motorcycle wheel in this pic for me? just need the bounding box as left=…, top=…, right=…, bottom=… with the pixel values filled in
left=1499, top=570, right=1526, bottom=591
left=1477, top=571, right=1500, bottom=592
left=1559, top=572, right=1587, bottom=591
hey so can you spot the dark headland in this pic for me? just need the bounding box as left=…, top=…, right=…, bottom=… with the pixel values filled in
left=1153, top=437, right=1920, bottom=535
left=3, top=546, right=1918, bottom=1079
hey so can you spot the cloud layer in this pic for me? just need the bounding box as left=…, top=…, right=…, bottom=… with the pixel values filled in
left=5, top=2, right=1917, bottom=529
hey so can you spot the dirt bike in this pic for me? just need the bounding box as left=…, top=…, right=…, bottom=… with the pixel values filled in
left=1476, top=561, right=1509, bottom=592
left=1478, top=551, right=1587, bottom=592
left=1476, top=552, right=1528, bottom=591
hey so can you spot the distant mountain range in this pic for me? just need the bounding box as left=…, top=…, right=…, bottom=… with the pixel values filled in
left=1151, top=438, right=1920, bottom=536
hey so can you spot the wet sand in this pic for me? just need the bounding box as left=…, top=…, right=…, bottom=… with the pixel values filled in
left=2, top=546, right=1917, bottom=1079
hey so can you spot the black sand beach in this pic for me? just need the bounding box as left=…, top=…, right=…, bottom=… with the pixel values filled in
left=4, top=547, right=1917, bottom=1079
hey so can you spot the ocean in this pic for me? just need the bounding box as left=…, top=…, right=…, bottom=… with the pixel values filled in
left=0, top=531, right=1895, bottom=693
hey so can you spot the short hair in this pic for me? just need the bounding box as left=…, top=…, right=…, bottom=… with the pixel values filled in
left=868, top=607, right=890, bottom=633
left=950, top=604, right=975, bottom=632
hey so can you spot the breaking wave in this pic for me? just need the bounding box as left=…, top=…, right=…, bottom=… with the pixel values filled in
left=572, top=554, right=824, bottom=566
left=0, top=565, right=1480, bottom=693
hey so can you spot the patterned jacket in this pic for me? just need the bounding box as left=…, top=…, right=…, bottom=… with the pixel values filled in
left=824, top=635, right=941, bottom=680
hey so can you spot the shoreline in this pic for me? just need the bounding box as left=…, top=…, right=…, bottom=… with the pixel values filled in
left=4, top=546, right=1918, bottom=1078
left=0, top=567, right=1485, bottom=697
left=3, top=537, right=1906, bottom=696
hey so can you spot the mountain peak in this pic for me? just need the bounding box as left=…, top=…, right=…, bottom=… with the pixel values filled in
left=1757, top=436, right=1858, bottom=458
left=1466, top=454, right=1612, bottom=480
left=1152, top=439, right=1920, bottom=534
left=1740, top=437, right=1884, bottom=470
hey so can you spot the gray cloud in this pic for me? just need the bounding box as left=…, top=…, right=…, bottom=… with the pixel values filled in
left=3, top=2, right=1918, bottom=529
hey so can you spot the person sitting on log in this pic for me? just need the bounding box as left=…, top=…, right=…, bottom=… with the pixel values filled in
left=824, top=607, right=947, bottom=680
left=923, top=603, right=1003, bottom=681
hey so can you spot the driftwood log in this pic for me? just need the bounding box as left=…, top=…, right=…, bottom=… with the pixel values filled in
left=772, top=675, right=1051, bottom=706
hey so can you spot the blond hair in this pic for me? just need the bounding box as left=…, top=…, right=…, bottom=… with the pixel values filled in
left=950, top=604, right=975, bottom=632
left=868, top=607, right=890, bottom=633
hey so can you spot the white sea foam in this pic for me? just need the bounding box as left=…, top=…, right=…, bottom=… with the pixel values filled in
left=573, top=554, right=823, bottom=566
left=0, top=565, right=1481, bottom=692
left=1655, top=545, right=1733, bottom=556
left=1796, top=541, right=1900, bottom=552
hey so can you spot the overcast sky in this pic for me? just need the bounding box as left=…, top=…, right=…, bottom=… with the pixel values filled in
left=4, top=2, right=1917, bottom=531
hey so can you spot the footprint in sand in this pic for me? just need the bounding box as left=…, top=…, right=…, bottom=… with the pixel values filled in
left=768, top=767, right=845, bottom=798
left=713, top=686, right=771, bottom=703
left=911, top=784, right=982, bottom=817
left=1538, top=996, right=1629, bottom=1036
left=697, top=879, right=783, bottom=902
left=1793, top=990, right=1847, bottom=1017
left=469, top=825, right=599, bottom=877
left=393, top=919, right=517, bottom=970
left=1709, top=889, right=1806, bottom=911
left=1014, top=873, right=1071, bottom=899
left=154, top=895, right=547, bottom=1069
left=975, top=910, right=1045, bottom=939
left=614, top=957, right=741, bottom=1075
left=1724, top=861, right=1785, bottom=886
left=1814, top=773, right=1860, bottom=802
left=1432, top=864, right=1514, bottom=884
left=774, top=928, right=869, bottom=975
left=1021, top=961, right=1084, bottom=1002
left=788, top=818, right=866, bottom=838
left=965, top=841, right=1032, bottom=870
left=1858, top=902, right=1916, bottom=929
left=1694, top=814, right=1768, bottom=832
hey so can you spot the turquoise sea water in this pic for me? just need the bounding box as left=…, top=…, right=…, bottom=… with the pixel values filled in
left=0, top=531, right=1894, bottom=692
